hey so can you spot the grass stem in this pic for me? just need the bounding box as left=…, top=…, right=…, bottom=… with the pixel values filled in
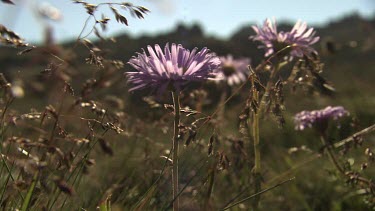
left=172, top=91, right=180, bottom=211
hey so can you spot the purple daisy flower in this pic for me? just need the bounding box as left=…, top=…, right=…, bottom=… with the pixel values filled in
left=294, top=106, right=349, bottom=131
left=250, top=18, right=320, bottom=58
left=216, top=55, right=250, bottom=86
left=284, top=20, right=320, bottom=57
left=126, top=43, right=221, bottom=94
left=250, top=18, right=279, bottom=57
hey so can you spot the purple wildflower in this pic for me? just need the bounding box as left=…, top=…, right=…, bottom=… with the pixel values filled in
left=250, top=18, right=320, bottom=58
left=294, top=106, right=349, bottom=131
left=250, top=18, right=279, bottom=57
left=216, top=55, right=250, bottom=86
left=126, top=43, right=221, bottom=94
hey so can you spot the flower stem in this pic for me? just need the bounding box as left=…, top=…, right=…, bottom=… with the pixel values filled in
left=250, top=90, right=261, bottom=210
left=204, top=163, right=216, bottom=210
left=249, top=61, right=283, bottom=209
left=320, top=134, right=345, bottom=174
left=172, top=91, right=180, bottom=211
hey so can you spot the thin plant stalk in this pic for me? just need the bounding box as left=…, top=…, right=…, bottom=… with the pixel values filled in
left=252, top=91, right=260, bottom=175
left=1, top=156, right=24, bottom=200
left=21, top=171, right=39, bottom=211
left=320, top=134, right=345, bottom=174
left=172, top=91, right=180, bottom=211
left=250, top=89, right=261, bottom=210
left=163, top=157, right=208, bottom=210
left=250, top=61, right=282, bottom=209
left=204, top=160, right=217, bottom=210
left=334, top=123, right=375, bottom=148
left=319, top=134, right=374, bottom=188
left=320, top=131, right=374, bottom=186
left=132, top=148, right=173, bottom=210
left=54, top=132, right=106, bottom=210
left=0, top=160, right=15, bottom=206
left=220, top=177, right=295, bottom=211
left=48, top=116, right=108, bottom=210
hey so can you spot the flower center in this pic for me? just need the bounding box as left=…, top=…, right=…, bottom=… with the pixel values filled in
left=222, top=66, right=236, bottom=77
left=273, top=41, right=292, bottom=56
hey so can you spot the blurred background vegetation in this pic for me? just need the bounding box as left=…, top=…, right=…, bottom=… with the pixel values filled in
left=0, top=8, right=374, bottom=210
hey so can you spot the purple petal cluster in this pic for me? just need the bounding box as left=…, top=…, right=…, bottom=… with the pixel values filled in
left=126, top=43, right=221, bottom=94
left=250, top=18, right=279, bottom=57
left=216, top=55, right=250, bottom=86
left=284, top=21, right=320, bottom=57
left=294, top=106, right=349, bottom=130
left=250, top=18, right=320, bottom=58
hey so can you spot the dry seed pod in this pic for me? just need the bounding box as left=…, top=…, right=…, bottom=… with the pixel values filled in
left=98, top=138, right=113, bottom=156
left=208, top=134, right=216, bottom=156
left=185, top=128, right=197, bottom=147
left=54, top=179, right=75, bottom=196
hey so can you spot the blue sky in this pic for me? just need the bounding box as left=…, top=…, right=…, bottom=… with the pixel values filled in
left=0, top=0, right=374, bottom=43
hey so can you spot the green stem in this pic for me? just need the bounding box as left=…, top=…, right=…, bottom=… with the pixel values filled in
left=0, top=160, right=13, bottom=206
left=250, top=90, right=261, bottom=210
left=253, top=107, right=260, bottom=174
left=320, top=135, right=345, bottom=174
left=204, top=160, right=217, bottom=210
left=220, top=177, right=295, bottom=211
left=21, top=171, right=39, bottom=211
left=249, top=61, right=282, bottom=210
left=172, top=91, right=180, bottom=211
left=132, top=149, right=173, bottom=210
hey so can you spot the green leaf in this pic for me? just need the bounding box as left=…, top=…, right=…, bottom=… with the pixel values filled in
left=21, top=171, right=39, bottom=211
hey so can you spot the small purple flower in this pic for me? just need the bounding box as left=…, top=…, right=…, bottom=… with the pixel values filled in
left=126, top=43, right=221, bottom=94
left=284, top=20, right=320, bottom=57
left=294, top=106, right=349, bottom=131
left=250, top=18, right=279, bottom=57
left=250, top=18, right=320, bottom=58
left=216, top=55, right=250, bottom=86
